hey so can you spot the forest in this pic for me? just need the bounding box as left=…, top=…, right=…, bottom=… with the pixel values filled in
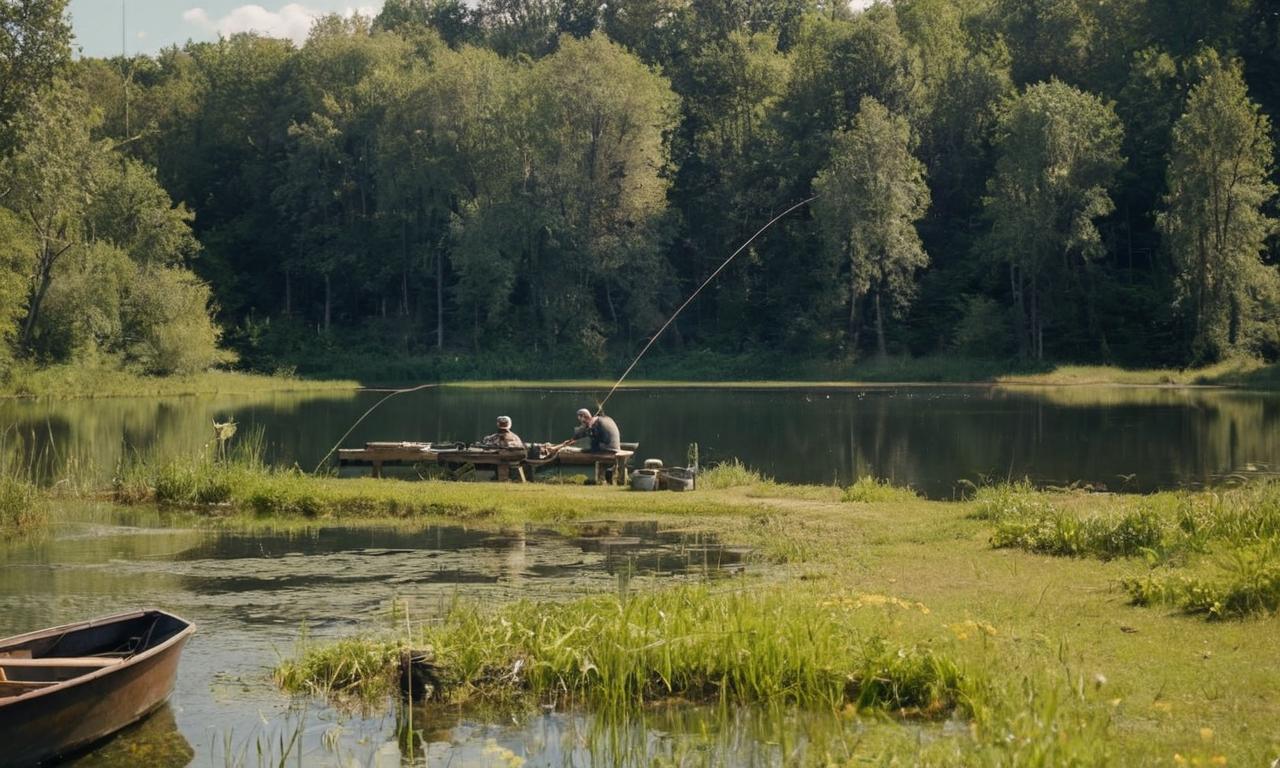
left=2, top=0, right=1279, bottom=379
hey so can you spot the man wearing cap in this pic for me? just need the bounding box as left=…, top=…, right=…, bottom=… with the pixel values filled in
left=480, top=415, right=524, bottom=449
left=568, top=408, right=620, bottom=454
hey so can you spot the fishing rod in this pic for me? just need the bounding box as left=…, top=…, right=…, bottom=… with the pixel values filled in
left=312, top=382, right=439, bottom=474
left=594, top=195, right=818, bottom=414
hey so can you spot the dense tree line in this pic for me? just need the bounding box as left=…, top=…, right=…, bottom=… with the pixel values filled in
left=4, top=0, right=1280, bottom=378
left=0, top=0, right=226, bottom=376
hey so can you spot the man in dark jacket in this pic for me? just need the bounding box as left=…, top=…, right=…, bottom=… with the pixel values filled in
left=571, top=408, right=621, bottom=453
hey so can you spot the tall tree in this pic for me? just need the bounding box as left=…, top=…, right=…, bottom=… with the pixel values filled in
left=0, top=0, right=70, bottom=154
left=2, top=81, right=100, bottom=350
left=813, top=96, right=930, bottom=356
left=983, top=80, right=1123, bottom=360
left=1159, top=56, right=1279, bottom=361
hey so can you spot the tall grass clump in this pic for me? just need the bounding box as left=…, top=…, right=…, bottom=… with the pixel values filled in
left=0, top=436, right=50, bottom=538
left=966, top=480, right=1053, bottom=521
left=114, top=426, right=268, bottom=506
left=1123, top=540, right=1280, bottom=619
left=842, top=476, right=918, bottom=503
left=0, top=473, right=47, bottom=539
left=698, top=459, right=766, bottom=489
left=279, top=585, right=975, bottom=716
left=274, top=636, right=401, bottom=701
left=276, top=586, right=974, bottom=715
left=990, top=505, right=1165, bottom=559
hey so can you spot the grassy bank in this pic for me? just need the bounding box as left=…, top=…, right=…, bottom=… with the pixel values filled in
left=4, top=355, right=1277, bottom=400
left=92, top=457, right=1280, bottom=763
left=0, top=364, right=359, bottom=399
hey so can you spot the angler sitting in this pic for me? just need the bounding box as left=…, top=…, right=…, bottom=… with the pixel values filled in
left=479, top=415, right=524, bottom=449
left=554, top=408, right=621, bottom=483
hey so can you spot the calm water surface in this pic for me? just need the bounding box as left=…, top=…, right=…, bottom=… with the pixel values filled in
left=3, top=385, right=1279, bottom=495
left=0, top=506, right=754, bottom=766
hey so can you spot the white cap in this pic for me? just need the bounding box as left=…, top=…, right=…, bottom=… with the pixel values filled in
left=576, top=408, right=592, bottom=419
left=496, top=415, right=512, bottom=428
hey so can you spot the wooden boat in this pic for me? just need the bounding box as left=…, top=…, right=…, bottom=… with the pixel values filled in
left=0, top=609, right=195, bottom=767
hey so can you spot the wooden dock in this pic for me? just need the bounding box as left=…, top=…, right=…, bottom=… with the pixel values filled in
left=337, top=442, right=634, bottom=485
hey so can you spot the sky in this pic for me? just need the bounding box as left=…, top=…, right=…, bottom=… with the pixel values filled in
left=68, top=0, right=878, bottom=59
left=67, top=1, right=384, bottom=57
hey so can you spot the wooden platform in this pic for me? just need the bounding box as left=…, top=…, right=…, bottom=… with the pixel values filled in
left=337, top=442, right=634, bottom=485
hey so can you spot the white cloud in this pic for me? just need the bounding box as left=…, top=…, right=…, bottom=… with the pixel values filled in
left=182, top=4, right=382, bottom=46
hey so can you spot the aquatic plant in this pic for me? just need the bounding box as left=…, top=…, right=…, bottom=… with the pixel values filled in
left=279, top=584, right=975, bottom=716
left=0, top=474, right=47, bottom=539
left=274, top=637, right=401, bottom=702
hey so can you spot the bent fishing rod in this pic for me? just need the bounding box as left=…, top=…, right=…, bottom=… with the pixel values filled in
left=314, top=195, right=818, bottom=471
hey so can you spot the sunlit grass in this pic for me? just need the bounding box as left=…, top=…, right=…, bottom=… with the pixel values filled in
left=842, top=475, right=918, bottom=503
left=1, top=364, right=357, bottom=399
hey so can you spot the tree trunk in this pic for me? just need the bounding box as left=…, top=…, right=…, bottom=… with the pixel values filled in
left=1011, top=263, right=1028, bottom=359
left=323, top=273, right=332, bottom=334
left=874, top=289, right=887, bottom=358
left=436, top=250, right=444, bottom=350
left=1030, top=270, right=1042, bottom=361
left=848, top=292, right=861, bottom=354
left=284, top=269, right=293, bottom=316
left=19, top=240, right=72, bottom=350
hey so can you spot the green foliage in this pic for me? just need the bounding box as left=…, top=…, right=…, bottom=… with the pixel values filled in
left=0, top=0, right=71, bottom=153
left=123, top=267, right=232, bottom=375
left=983, top=80, right=1124, bottom=361
left=1159, top=55, right=1279, bottom=363
left=815, top=96, right=930, bottom=357
left=31, top=0, right=1280, bottom=376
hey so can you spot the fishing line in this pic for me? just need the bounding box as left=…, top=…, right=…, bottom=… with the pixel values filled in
left=312, top=382, right=440, bottom=473
left=314, top=195, right=816, bottom=468
left=595, top=195, right=818, bottom=414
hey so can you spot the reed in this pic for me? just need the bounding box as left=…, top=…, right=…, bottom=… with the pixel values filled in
left=0, top=432, right=50, bottom=538
left=279, top=584, right=975, bottom=716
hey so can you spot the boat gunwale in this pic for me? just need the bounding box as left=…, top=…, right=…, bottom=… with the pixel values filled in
left=0, top=608, right=195, bottom=705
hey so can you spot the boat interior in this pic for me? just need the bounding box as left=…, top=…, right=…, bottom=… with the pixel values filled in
left=0, top=612, right=187, bottom=697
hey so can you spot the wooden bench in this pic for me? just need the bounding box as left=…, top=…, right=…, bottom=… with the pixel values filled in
left=529, top=449, right=634, bottom=485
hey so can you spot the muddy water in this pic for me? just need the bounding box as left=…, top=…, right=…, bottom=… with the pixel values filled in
left=0, top=505, right=753, bottom=766
left=3, top=385, right=1280, bottom=496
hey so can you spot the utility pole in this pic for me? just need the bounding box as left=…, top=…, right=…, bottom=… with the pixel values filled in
left=122, top=1, right=130, bottom=136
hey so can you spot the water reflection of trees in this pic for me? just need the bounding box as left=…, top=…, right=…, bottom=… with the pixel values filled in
left=3, top=387, right=1276, bottom=495
left=0, top=391, right=357, bottom=484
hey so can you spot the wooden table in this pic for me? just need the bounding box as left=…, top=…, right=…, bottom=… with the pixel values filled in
left=337, top=442, right=437, bottom=478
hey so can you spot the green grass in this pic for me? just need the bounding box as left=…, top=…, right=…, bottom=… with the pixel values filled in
left=972, top=480, right=1280, bottom=619
left=278, top=583, right=975, bottom=713
left=842, top=475, right=919, bottom=503
left=0, top=474, right=47, bottom=539
left=43, top=454, right=1280, bottom=763
left=1, top=363, right=358, bottom=399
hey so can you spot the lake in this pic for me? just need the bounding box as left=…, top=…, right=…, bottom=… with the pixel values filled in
left=3, top=384, right=1279, bottom=496
left=0, top=505, right=751, bottom=766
